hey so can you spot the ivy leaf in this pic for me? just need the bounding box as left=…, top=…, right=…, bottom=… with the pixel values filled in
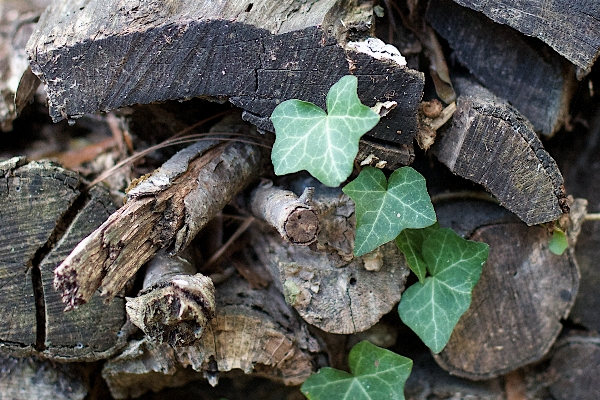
left=301, top=341, right=412, bottom=400
left=270, top=75, right=380, bottom=187
left=395, top=223, right=441, bottom=283
left=549, top=227, right=568, bottom=255
left=399, top=228, right=489, bottom=353
left=342, top=166, right=437, bottom=256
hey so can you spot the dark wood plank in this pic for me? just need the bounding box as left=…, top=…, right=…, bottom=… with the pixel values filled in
left=427, top=0, right=574, bottom=136
left=450, top=0, right=600, bottom=76
left=435, top=78, right=568, bottom=226
left=26, top=0, right=424, bottom=144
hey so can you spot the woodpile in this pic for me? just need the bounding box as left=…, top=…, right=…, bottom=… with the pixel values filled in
left=1, top=0, right=600, bottom=398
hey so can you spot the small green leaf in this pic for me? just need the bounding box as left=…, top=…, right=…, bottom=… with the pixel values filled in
left=271, top=75, right=380, bottom=187
left=549, top=227, right=568, bottom=255
left=395, top=223, right=441, bottom=283
left=399, top=228, right=489, bottom=353
left=301, top=341, right=412, bottom=400
left=343, top=166, right=437, bottom=256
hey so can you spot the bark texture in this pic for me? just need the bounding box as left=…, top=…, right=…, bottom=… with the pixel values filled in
left=54, top=139, right=267, bottom=309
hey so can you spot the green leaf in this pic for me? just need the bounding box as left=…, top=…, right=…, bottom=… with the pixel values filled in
left=271, top=75, right=380, bottom=187
left=343, top=166, right=437, bottom=256
left=399, top=228, right=489, bottom=353
left=301, top=341, right=412, bottom=400
left=395, top=223, right=441, bottom=283
left=549, top=227, right=568, bottom=255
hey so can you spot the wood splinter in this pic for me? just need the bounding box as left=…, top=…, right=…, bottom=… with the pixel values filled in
left=126, top=251, right=215, bottom=347
left=250, top=181, right=319, bottom=245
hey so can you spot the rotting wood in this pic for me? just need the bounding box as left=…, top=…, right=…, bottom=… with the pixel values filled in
left=448, top=0, right=600, bottom=77
left=251, top=179, right=410, bottom=334
left=0, top=0, right=47, bottom=131
left=0, top=157, right=127, bottom=361
left=250, top=180, right=318, bottom=245
left=126, top=250, right=216, bottom=347
left=548, top=333, right=600, bottom=400
left=435, top=78, right=568, bottom=226
left=26, top=0, right=425, bottom=144
left=432, top=198, right=580, bottom=380
left=0, top=354, right=90, bottom=400
left=427, top=0, right=574, bottom=136
left=54, top=138, right=268, bottom=309
left=104, top=274, right=321, bottom=399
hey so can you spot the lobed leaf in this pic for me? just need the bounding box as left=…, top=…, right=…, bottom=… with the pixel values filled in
left=271, top=75, right=380, bottom=187
left=301, top=341, right=412, bottom=400
left=343, top=166, right=436, bottom=256
left=398, top=228, right=489, bottom=353
left=395, top=223, right=440, bottom=283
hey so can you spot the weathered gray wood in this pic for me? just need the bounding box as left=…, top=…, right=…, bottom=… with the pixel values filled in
left=27, top=0, right=424, bottom=144
left=0, top=158, right=127, bottom=360
left=435, top=78, right=568, bottom=226
left=449, top=0, right=600, bottom=76
left=104, top=275, right=321, bottom=399
left=549, top=334, right=600, bottom=400
left=357, top=139, right=414, bottom=169
left=0, top=355, right=89, bottom=400
left=55, top=139, right=267, bottom=309
left=427, top=0, right=574, bottom=136
left=0, top=158, right=80, bottom=357
left=39, top=185, right=128, bottom=361
left=433, top=198, right=579, bottom=380
left=251, top=179, right=410, bottom=334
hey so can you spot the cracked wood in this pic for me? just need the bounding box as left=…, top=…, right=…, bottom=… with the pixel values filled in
left=26, top=0, right=424, bottom=144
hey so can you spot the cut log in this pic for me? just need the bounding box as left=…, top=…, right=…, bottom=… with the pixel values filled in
left=126, top=250, right=216, bottom=347
left=26, top=0, right=424, bottom=144
left=432, top=198, right=579, bottom=379
left=0, top=355, right=89, bottom=400
left=103, top=274, right=321, bottom=399
left=435, top=78, right=568, bottom=226
left=0, top=0, right=46, bottom=130
left=405, top=353, right=504, bottom=400
left=549, top=334, right=600, bottom=400
left=448, top=0, right=600, bottom=77
left=427, top=0, right=574, bottom=136
left=39, top=185, right=128, bottom=361
left=251, top=179, right=410, bottom=334
left=250, top=181, right=319, bottom=245
left=54, top=138, right=267, bottom=309
left=0, top=158, right=127, bottom=360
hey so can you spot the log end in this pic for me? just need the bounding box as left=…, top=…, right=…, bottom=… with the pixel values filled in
left=126, top=274, right=216, bottom=347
